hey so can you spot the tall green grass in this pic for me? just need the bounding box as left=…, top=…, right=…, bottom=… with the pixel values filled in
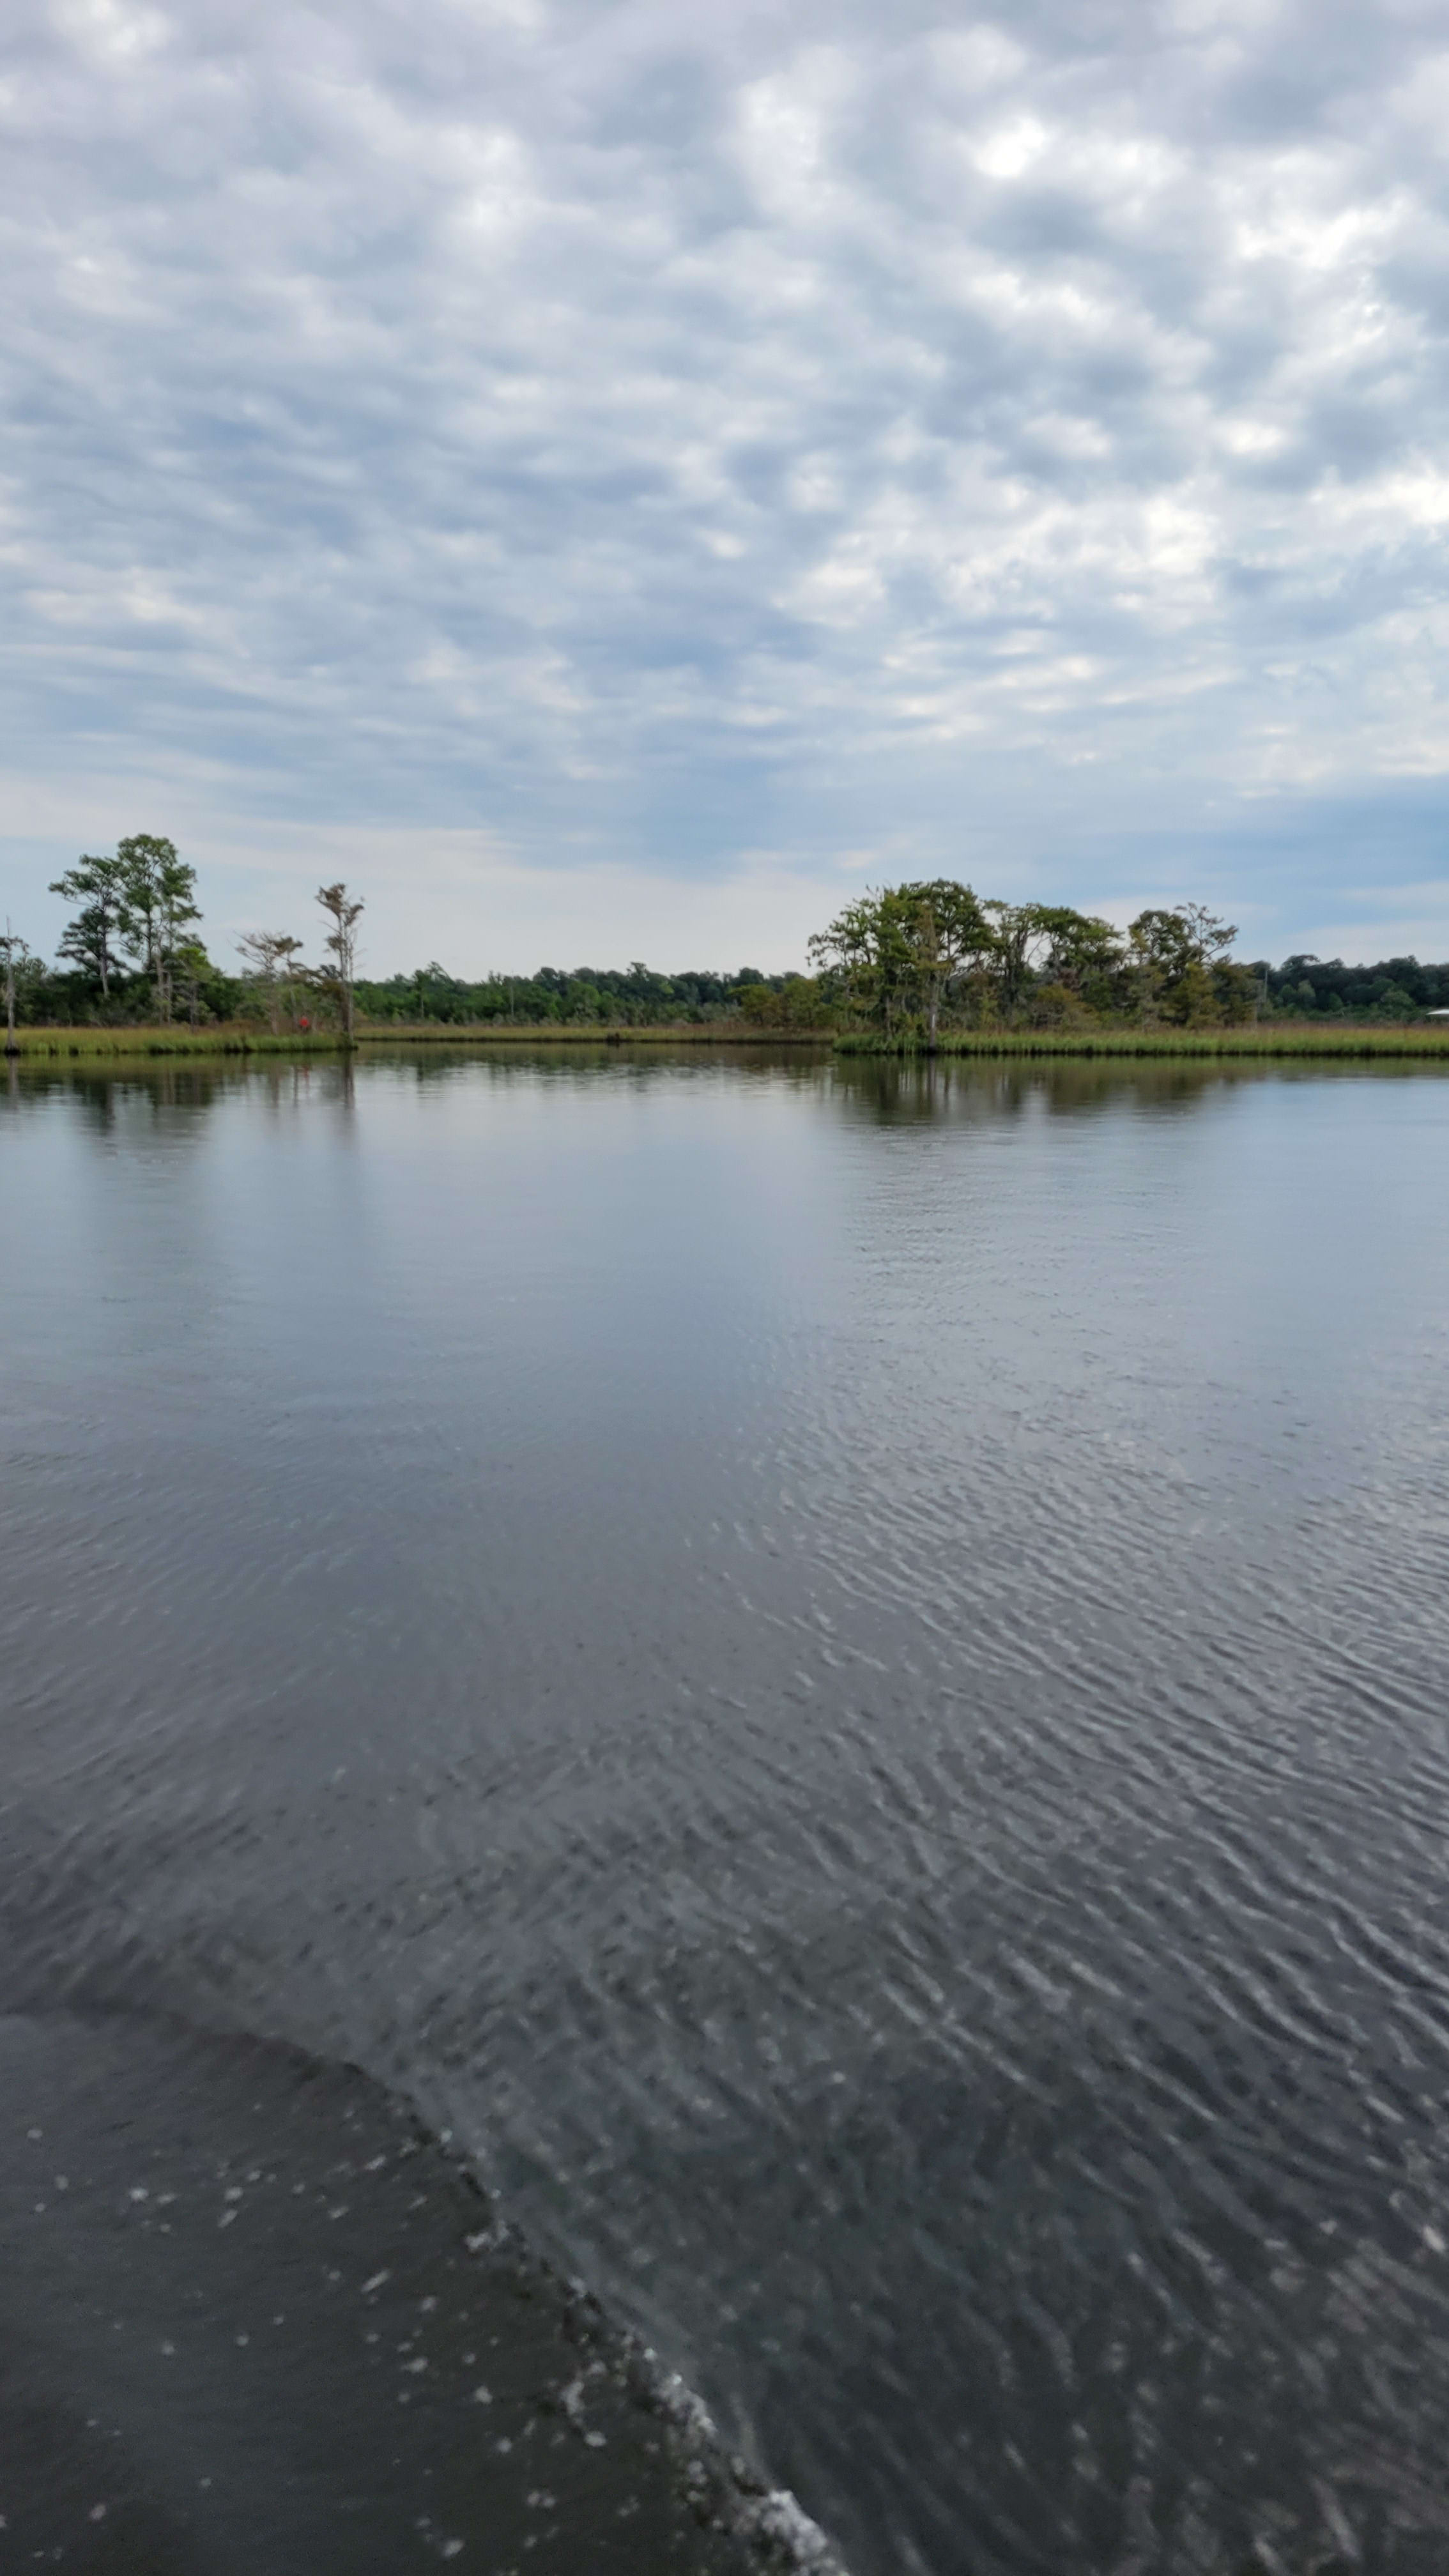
left=6, top=1020, right=827, bottom=1060
left=9, top=1025, right=347, bottom=1058
left=14, top=1018, right=1448, bottom=1064
left=833, top=1023, right=1449, bottom=1060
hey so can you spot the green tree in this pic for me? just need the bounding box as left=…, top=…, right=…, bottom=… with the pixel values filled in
left=1211, top=959, right=1259, bottom=1023
left=155, top=854, right=201, bottom=1023
left=1128, top=905, right=1238, bottom=1024
left=737, top=974, right=836, bottom=1029
left=1038, top=908, right=1124, bottom=1003
left=809, top=880, right=993, bottom=1039
left=985, top=902, right=1124, bottom=1020
left=1374, top=981, right=1418, bottom=1021
left=982, top=902, right=1052, bottom=1019
left=49, top=853, right=132, bottom=1000
left=117, top=834, right=199, bottom=1022
left=808, top=893, right=889, bottom=1022
left=896, top=880, right=995, bottom=1042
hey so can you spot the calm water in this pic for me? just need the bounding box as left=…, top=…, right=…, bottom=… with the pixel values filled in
left=5, top=1049, right=1449, bottom=2575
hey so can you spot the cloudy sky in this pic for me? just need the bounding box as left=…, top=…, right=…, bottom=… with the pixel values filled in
left=5, top=0, right=1449, bottom=973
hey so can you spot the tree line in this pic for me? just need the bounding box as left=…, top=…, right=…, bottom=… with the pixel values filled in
left=1261, top=953, right=1449, bottom=1018
left=356, top=960, right=795, bottom=1026
left=2, top=846, right=797, bottom=1034
left=3, top=850, right=364, bottom=1039
left=6, top=843, right=1447, bottom=1039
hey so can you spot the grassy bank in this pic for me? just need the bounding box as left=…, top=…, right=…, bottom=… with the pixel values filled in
left=834, top=1023, right=1449, bottom=1060
left=6, top=1020, right=829, bottom=1059
left=13, top=1018, right=1449, bottom=1064
left=8, top=1024, right=348, bottom=1058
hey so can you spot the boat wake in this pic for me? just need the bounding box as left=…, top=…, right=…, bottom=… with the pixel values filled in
left=0, top=2004, right=849, bottom=2576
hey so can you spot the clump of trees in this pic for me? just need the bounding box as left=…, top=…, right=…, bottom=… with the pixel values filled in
left=233, top=887, right=364, bottom=1034
left=15, top=853, right=367, bottom=1036
left=795, top=884, right=1256, bottom=1036
left=235, top=931, right=309, bottom=1034
left=42, top=836, right=225, bottom=1025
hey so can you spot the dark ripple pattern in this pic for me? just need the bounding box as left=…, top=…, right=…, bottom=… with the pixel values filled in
left=4, top=1053, right=1449, bottom=2573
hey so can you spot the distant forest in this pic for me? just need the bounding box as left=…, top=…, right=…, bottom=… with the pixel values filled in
left=6, top=840, right=1448, bottom=1033
left=1262, top=955, right=1449, bottom=1018
left=357, top=961, right=796, bottom=1025
left=349, top=951, right=1449, bottom=1025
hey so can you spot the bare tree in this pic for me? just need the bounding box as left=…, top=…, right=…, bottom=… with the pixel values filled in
left=174, top=939, right=210, bottom=1030
left=237, top=929, right=299, bottom=1036
left=274, top=935, right=307, bottom=1032
left=2, top=919, right=26, bottom=1057
left=316, top=882, right=364, bottom=1043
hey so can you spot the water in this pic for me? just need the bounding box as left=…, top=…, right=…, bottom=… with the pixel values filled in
left=4, top=1048, right=1449, bottom=2575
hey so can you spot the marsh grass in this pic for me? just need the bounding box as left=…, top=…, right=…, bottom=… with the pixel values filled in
left=834, top=1023, right=1449, bottom=1061
left=15, top=1019, right=1449, bottom=1065
left=10, top=1025, right=346, bottom=1058
left=8, top=1021, right=828, bottom=1060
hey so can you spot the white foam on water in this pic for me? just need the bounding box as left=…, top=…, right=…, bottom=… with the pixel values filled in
left=640, top=2358, right=851, bottom=2575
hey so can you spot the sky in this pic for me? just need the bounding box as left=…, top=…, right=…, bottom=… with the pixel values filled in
left=4, top=0, right=1449, bottom=976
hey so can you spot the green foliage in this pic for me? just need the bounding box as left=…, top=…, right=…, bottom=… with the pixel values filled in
left=27, top=837, right=1449, bottom=1055
left=350, top=961, right=794, bottom=1026
left=737, top=974, right=836, bottom=1029
left=1254, top=953, right=1449, bottom=1017
left=171, top=939, right=242, bottom=1027
left=1127, top=905, right=1239, bottom=1023
left=46, top=834, right=203, bottom=1022
left=116, top=834, right=200, bottom=1022
left=809, top=881, right=995, bottom=1036
left=49, top=854, right=132, bottom=999
left=810, top=884, right=1362, bottom=1043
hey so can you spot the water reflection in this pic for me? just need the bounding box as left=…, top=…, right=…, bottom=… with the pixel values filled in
left=13, top=1041, right=1444, bottom=1130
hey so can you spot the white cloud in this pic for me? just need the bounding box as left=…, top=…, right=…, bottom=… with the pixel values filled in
left=3, top=0, right=1449, bottom=967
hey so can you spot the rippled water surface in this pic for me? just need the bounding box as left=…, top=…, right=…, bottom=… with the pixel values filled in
left=6, top=1049, right=1449, bottom=2575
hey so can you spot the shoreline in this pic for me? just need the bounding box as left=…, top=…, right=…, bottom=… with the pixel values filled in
left=10, top=1018, right=1449, bottom=1063
left=4, top=1023, right=832, bottom=1060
